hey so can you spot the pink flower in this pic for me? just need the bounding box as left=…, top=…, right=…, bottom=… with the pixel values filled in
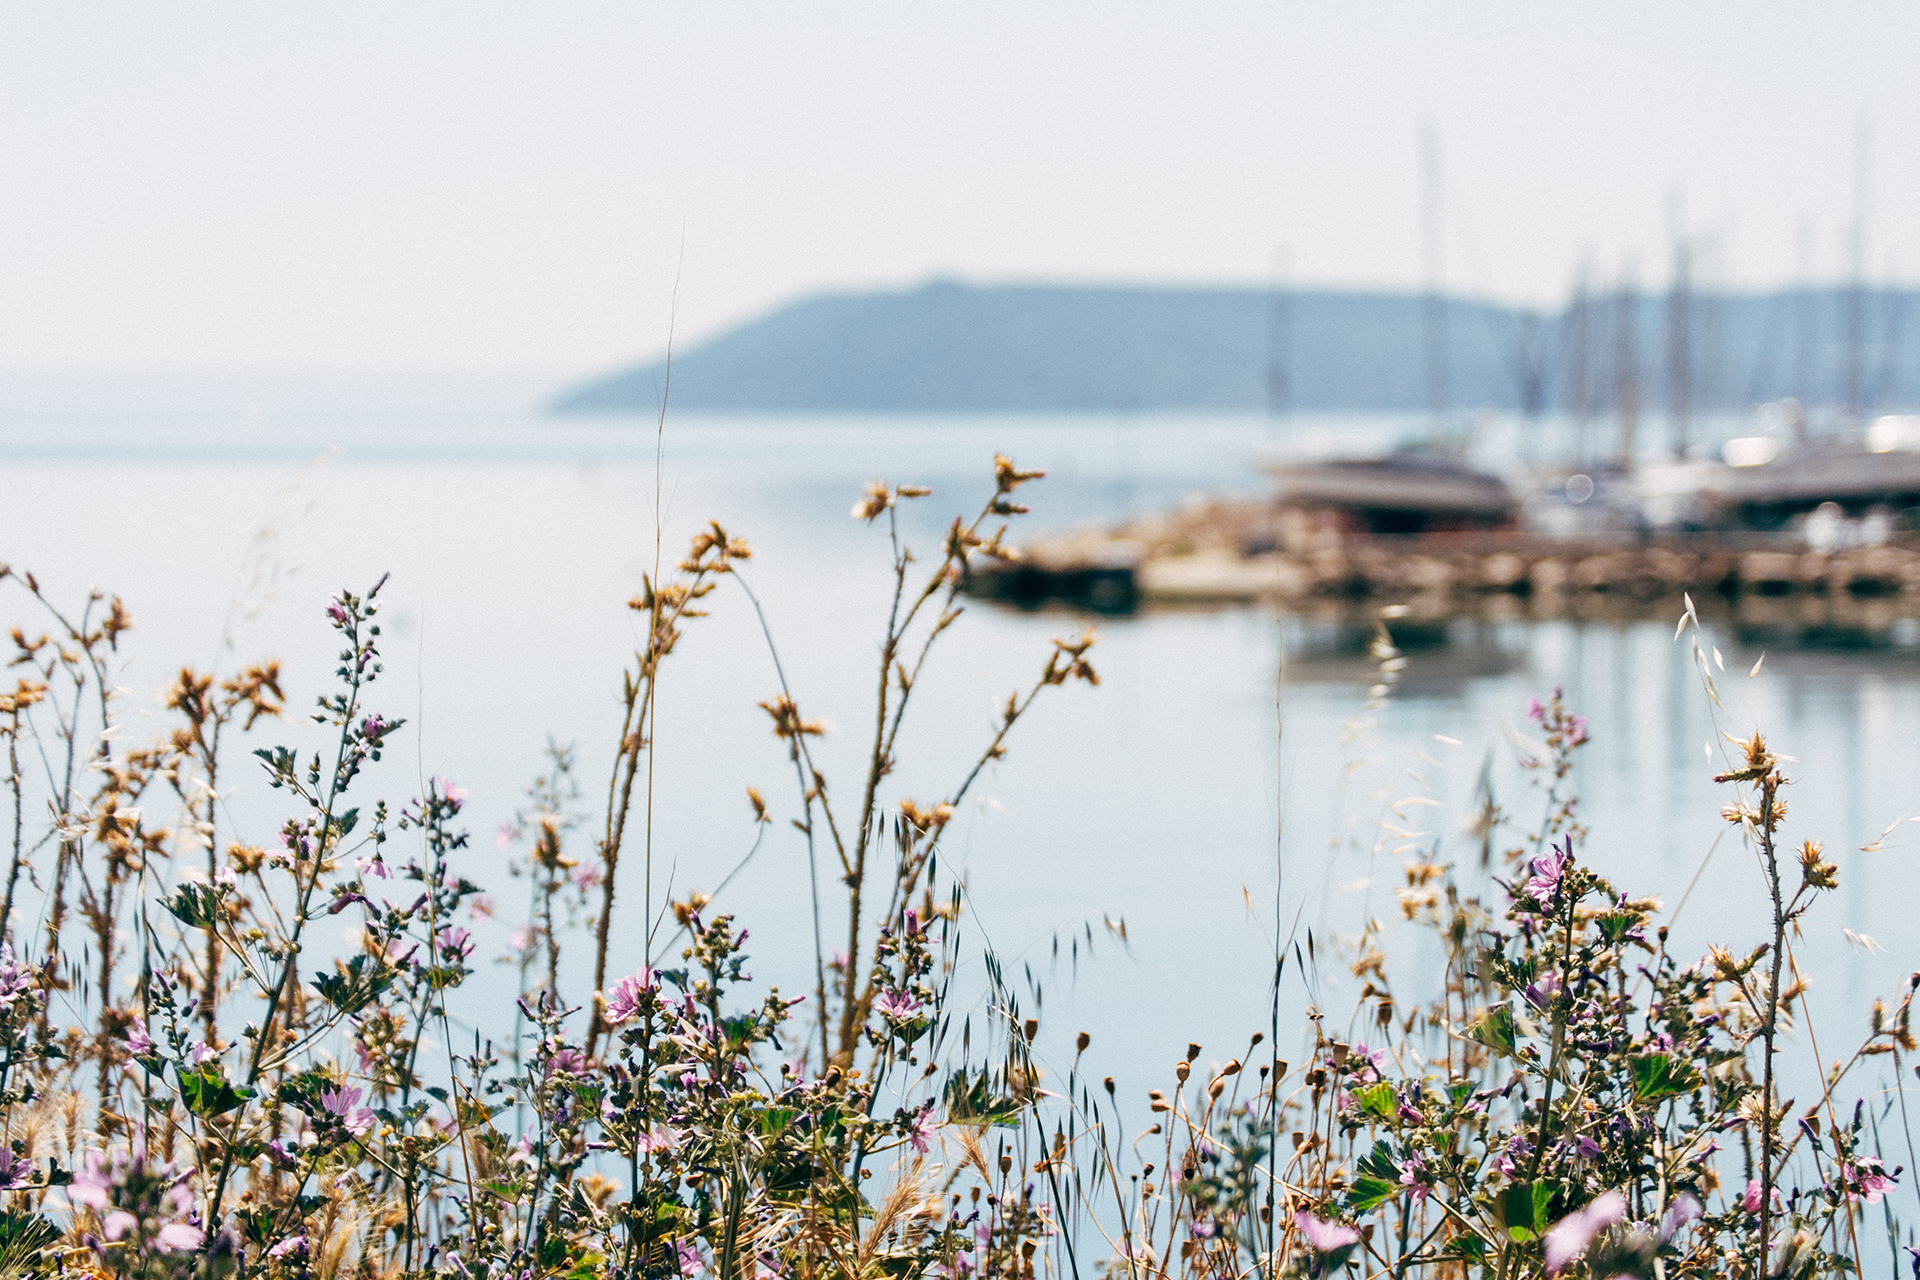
left=1543, top=1190, right=1625, bottom=1274
left=547, top=1046, right=589, bottom=1077
left=268, top=1234, right=310, bottom=1259
left=1526, top=695, right=1545, bottom=722
left=468, top=894, right=497, bottom=921
left=435, top=926, right=474, bottom=961
left=571, top=864, right=602, bottom=890
left=910, top=1103, right=938, bottom=1154
left=318, top=1085, right=375, bottom=1137
left=1741, top=1178, right=1783, bottom=1214
left=124, top=1024, right=154, bottom=1057
left=636, top=1124, right=681, bottom=1155
left=326, top=600, right=348, bottom=624
left=507, top=925, right=536, bottom=955
left=433, top=777, right=469, bottom=811
left=603, top=969, right=659, bottom=1025
left=1293, top=1211, right=1360, bottom=1254
left=874, top=990, right=925, bottom=1022
left=495, top=823, right=516, bottom=851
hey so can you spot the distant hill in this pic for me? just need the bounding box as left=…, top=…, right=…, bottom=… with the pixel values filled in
left=552, top=279, right=1920, bottom=416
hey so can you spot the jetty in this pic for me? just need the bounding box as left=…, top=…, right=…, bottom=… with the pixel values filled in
left=963, top=491, right=1920, bottom=614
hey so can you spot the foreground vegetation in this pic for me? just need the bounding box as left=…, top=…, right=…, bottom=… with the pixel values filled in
left=0, top=458, right=1915, bottom=1279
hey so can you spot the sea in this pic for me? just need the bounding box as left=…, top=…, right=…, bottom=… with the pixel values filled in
left=3, top=379, right=1916, bottom=1121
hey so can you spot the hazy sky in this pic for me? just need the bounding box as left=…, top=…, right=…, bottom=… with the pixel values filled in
left=2, top=3, right=1915, bottom=377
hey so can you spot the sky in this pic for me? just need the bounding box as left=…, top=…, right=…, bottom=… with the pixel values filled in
left=1, top=2, right=1916, bottom=380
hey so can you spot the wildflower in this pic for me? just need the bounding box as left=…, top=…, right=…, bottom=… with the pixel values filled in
left=507, top=925, right=536, bottom=955
left=1741, top=1178, right=1784, bottom=1214
left=547, top=1046, right=589, bottom=1077
left=852, top=481, right=893, bottom=522
left=571, top=863, right=602, bottom=890
left=1292, top=1210, right=1360, bottom=1256
left=1526, top=695, right=1545, bottom=722
left=603, top=968, right=659, bottom=1025
left=436, top=926, right=474, bottom=960
left=154, top=1222, right=205, bottom=1252
left=1659, top=1192, right=1702, bottom=1241
left=1837, top=1156, right=1899, bottom=1203
left=507, top=1136, right=537, bottom=1168
left=495, top=822, right=516, bottom=850
left=875, top=990, right=925, bottom=1022
left=327, top=599, right=348, bottom=624
left=268, top=1235, right=311, bottom=1259
left=0, top=1148, right=31, bottom=1190
left=635, top=1124, right=681, bottom=1155
left=675, top=1239, right=703, bottom=1278
left=0, top=947, right=35, bottom=1007
left=361, top=713, right=389, bottom=739
left=468, top=893, right=496, bottom=921
left=1524, top=845, right=1569, bottom=903
left=910, top=1103, right=938, bottom=1154
left=1566, top=714, right=1590, bottom=745
left=318, top=1085, right=375, bottom=1137
left=124, top=1023, right=154, bottom=1057
left=1542, top=1190, right=1625, bottom=1273
left=354, top=853, right=392, bottom=880
left=1398, top=1152, right=1431, bottom=1202
left=433, top=777, right=469, bottom=811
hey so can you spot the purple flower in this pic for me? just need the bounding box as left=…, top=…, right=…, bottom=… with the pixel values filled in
left=0, top=1148, right=32, bottom=1190
left=1524, top=845, right=1569, bottom=902
left=433, top=777, right=469, bottom=812
left=327, top=599, right=348, bottom=624
left=874, top=990, right=925, bottom=1023
left=1397, top=1153, right=1431, bottom=1202
left=1659, top=1192, right=1702, bottom=1242
left=603, top=969, right=659, bottom=1025
left=675, top=1240, right=703, bottom=1278
left=547, top=1046, right=589, bottom=1078
left=1542, top=1190, right=1625, bottom=1274
left=1526, top=695, right=1546, bottom=722
left=435, top=926, right=474, bottom=961
left=1566, top=714, right=1590, bottom=745
left=636, top=1124, right=681, bottom=1155
left=124, top=1023, right=154, bottom=1057
left=155, top=1221, right=205, bottom=1252
left=318, top=1085, right=375, bottom=1137
left=1841, top=1156, right=1899, bottom=1203
left=910, top=1103, right=938, bottom=1154
left=268, top=1234, right=310, bottom=1259
left=0, top=947, right=36, bottom=1007
left=1293, top=1211, right=1360, bottom=1255
left=361, top=714, right=389, bottom=739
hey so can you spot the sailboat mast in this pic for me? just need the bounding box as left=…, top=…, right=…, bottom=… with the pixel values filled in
left=1665, top=196, right=1692, bottom=459
left=1615, top=266, right=1641, bottom=467
left=1845, top=112, right=1870, bottom=423
left=1421, top=123, right=1447, bottom=431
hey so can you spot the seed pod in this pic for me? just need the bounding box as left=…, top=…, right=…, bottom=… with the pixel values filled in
left=1175, top=1060, right=1191, bottom=1084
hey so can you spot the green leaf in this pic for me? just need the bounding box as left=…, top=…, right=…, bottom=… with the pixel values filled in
left=1466, top=1005, right=1519, bottom=1058
left=1633, top=1053, right=1700, bottom=1101
left=178, top=1065, right=253, bottom=1119
left=1346, top=1175, right=1399, bottom=1213
left=1354, top=1082, right=1396, bottom=1121
left=162, top=882, right=224, bottom=930
left=1493, top=1182, right=1552, bottom=1240
left=314, top=954, right=394, bottom=1015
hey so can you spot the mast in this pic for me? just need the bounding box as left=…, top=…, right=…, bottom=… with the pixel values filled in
left=1614, top=266, right=1641, bottom=468
left=1792, top=218, right=1815, bottom=439
left=1564, top=266, right=1593, bottom=467
left=1882, top=256, right=1903, bottom=411
left=1421, top=122, right=1447, bottom=432
left=1845, top=112, right=1870, bottom=423
left=1665, top=195, right=1692, bottom=458
left=1265, top=245, right=1292, bottom=428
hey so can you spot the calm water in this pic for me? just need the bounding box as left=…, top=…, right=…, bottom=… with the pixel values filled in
left=3, top=406, right=1917, bottom=1118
